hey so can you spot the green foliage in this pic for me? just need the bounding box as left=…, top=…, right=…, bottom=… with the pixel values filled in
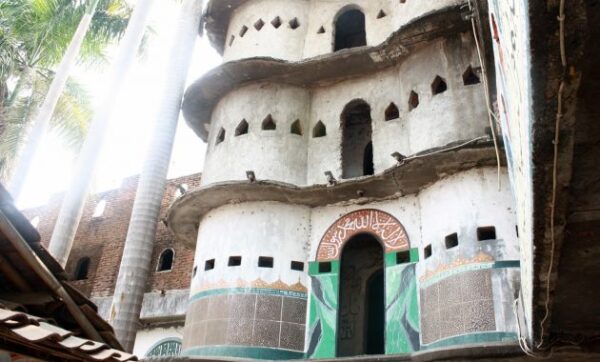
left=0, top=0, right=132, bottom=181
left=0, top=74, right=91, bottom=181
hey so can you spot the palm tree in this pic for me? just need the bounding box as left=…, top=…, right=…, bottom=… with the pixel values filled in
left=8, top=0, right=102, bottom=200
left=0, top=78, right=91, bottom=182
left=48, top=0, right=157, bottom=268
left=108, top=0, right=203, bottom=350
left=0, top=0, right=131, bottom=185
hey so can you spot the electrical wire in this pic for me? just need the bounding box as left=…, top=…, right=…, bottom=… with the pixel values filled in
left=537, top=0, right=567, bottom=348
left=468, top=0, right=502, bottom=191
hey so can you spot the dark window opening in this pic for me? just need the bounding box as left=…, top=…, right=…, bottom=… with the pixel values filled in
left=396, top=250, right=410, bottom=264
left=157, top=249, right=174, bottom=271
left=341, top=99, right=373, bottom=179
left=385, top=102, right=399, bottom=121
left=235, top=119, right=249, bottom=136
left=254, top=19, right=265, bottom=31
left=271, top=16, right=282, bottom=28
left=477, top=226, right=497, bottom=241
left=239, top=25, right=248, bottom=37
left=317, top=26, right=326, bottom=34
left=204, top=259, right=215, bottom=271
left=289, top=17, right=300, bottom=29
left=229, top=35, right=235, bottom=47
left=431, top=75, right=447, bottom=95
left=408, top=91, right=419, bottom=111
left=445, top=233, right=459, bottom=249
left=318, top=261, right=332, bottom=273
left=463, top=65, right=481, bottom=85
left=262, top=114, right=276, bottom=130
left=74, top=257, right=90, bottom=281
left=400, top=0, right=406, bottom=3
left=313, top=121, right=327, bottom=138
left=291, top=261, right=304, bottom=271
left=376, top=10, right=387, bottom=19
left=334, top=9, right=366, bottom=51
left=363, top=142, right=374, bottom=176
left=291, top=119, right=303, bottom=135
left=516, top=225, right=519, bottom=238
left=192, top=266, right=197, bottom=277
left=424, top=244, right=432, bottom=259
left=258, top=256, right=274, bottom=268
left=228, top=256, right=242, bottom=266
left=216, top=128, right=225, bottom=145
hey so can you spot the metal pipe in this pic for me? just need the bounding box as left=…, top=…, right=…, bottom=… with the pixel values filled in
left=0, top=209, right=103, bottom=342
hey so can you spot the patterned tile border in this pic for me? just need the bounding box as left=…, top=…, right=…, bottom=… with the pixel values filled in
left=189, top=287, right=308, bottom=303
left=182, top=345, right=305, bottom=360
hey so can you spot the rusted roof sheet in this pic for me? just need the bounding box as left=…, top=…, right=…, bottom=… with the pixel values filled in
left=0, top=306, right=137, bottom=361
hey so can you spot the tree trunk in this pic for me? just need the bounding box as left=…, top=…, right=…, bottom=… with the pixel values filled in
left=48, top=0, right=156, bottom=267
left=8, top=0, right=101, bottom=202
left=108, top=0, right=203, bottom=351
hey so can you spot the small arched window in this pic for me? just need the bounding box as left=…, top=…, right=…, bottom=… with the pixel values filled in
left=291, top=119, right=303, bottom=135
left=74, top=257, right=90, bottom=280
left=30, top=216, right=40, bottom=228
left=235, top=119, right=249, bottom=136
left=384, top=103, right=399, bottom=121
left=174, top=184, right=188, bottom=198
left=334, top=8, right=367, bottom=51
left=313, top=121, right=327, bottom=138
left=431, top=75, right=448, bottom=95
left=157, top=249, right=174, bottom=272
left=216, top=128, right=226, bottom=145
left=262, top=115, right=276, bottom=130
left=93, top=199, right=106, bottom=218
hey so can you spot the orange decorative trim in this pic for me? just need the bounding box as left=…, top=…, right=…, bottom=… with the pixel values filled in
left=419, top=252, right=495, bottom=282
left=197, top=278, right=308, bottom=293
left=316, top=209, right=410, bottom=261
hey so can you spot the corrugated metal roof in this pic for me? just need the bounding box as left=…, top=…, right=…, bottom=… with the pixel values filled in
left=0, top=307, right=137, bottom=361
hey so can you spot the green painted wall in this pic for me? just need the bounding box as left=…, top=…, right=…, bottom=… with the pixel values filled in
left=307, top=261, right=339, bottom=358
left=385, top=260, right=420, bottom=354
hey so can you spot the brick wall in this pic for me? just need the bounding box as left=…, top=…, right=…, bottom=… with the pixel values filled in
left=22, top=173, right=202, bottom=298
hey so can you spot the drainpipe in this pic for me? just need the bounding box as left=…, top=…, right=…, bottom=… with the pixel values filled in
left=0, top=209, right=104, bottom=343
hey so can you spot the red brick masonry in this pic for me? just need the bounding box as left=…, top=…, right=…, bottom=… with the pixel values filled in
left=22, top=173, right=202, bottom=298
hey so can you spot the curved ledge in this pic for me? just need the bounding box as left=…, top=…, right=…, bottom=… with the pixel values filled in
left=203, top=0, right=249, bottom=54
left=167, top=140, right=503, bottom=247
left=185, top=5, right=470, bottom=141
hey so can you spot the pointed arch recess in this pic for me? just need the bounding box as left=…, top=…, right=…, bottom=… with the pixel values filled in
left=316, top=209, right=409, bottom=261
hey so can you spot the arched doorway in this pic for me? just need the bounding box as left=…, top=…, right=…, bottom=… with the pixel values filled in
left=337, top=233, right=385, bottom=356
left=341, top=99, right=373, bottom=179
left=334, top=8, right=367, bottom=51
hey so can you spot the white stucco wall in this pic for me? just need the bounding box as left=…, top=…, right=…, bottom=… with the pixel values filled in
left=191, top=202, right=311, bottom=295
left=225, top=0, right=309, bottom=62
left=309, top=168, right=517, bottom=262
left=221, top=0, right=464, bottom=61
left=203, top=84, right=310, bottom=186
left=203, top=35, right=487, bottom=187
left=418, top=167, right=518, bottom=276
left=133, top=326, right=183, bottom=358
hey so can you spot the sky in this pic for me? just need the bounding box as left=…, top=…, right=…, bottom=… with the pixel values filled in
left=18, top=0, right=222, bottom=208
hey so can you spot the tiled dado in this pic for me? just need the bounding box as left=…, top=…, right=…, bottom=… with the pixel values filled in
left=185, top=293, right=307, bottom=352
left=419, top=269, right=496, bottom=345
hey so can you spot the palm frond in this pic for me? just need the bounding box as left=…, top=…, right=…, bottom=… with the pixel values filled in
left=0, top=72, right=91, bottom=182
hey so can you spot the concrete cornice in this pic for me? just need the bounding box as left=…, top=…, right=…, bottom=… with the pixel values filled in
left=167, top=140, right=503, bottom=247
left=185, top=4, right=470, bottom=141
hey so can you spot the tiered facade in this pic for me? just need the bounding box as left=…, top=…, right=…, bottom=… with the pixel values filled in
left=170, top=0, right=521, bottom=359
